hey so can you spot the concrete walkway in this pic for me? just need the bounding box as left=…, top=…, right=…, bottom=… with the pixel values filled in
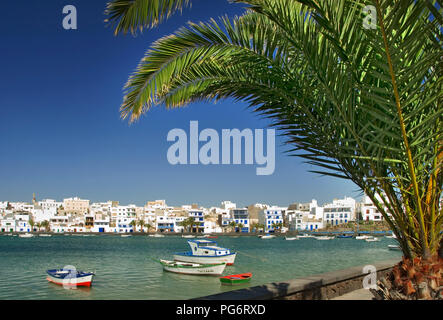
left=331, top=288, right=374, bottom=300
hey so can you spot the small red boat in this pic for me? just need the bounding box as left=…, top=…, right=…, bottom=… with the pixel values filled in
left=207, top=236, right=218, bottom=239
left=219, top=272, right=252, bottom=285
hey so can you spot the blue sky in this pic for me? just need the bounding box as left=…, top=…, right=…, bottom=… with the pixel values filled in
left=0, top=0, right=361, bottom=207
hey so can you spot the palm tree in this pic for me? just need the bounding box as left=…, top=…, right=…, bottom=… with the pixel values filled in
left=228, top=221, right=237, bottom=233
left=129, top=220, right=137, bottom=233
left=106, top=0, right=442, bottom=299
left=145, top=223, right=154, bottom=233
left=237, top=223, right=244, bottom=233
left=138, top=219, right=145, bottom=232
left=29, top=218, right=35, bottom=232
left=272, top=222, right=283, bottom=233
left=178, top=217, right=195, bottom=233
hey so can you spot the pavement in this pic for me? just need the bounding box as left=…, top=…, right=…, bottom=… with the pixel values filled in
left=330, top=288, right=374, bottom=300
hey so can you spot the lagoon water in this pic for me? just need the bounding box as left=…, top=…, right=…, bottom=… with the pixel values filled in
left=0, top=235, right=401, bottom=300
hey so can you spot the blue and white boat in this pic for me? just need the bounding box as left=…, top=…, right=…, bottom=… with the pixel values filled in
left=173, top=239, right=237, bottom=265
left=46, top=269, right=95, bottom=287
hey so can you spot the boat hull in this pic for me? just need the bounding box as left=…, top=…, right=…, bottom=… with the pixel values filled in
left=46, top=274, right=94, bottom=287
left=161, top=261, right=226, bottom=276
left=220, top=273, right=252, bottom=285
left=173, top=252, right=236, bottom=266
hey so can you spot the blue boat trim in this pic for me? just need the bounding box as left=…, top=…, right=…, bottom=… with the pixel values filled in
left=174, top=251, right=236, bottom=258
left=46, top=269, right=94, bottom=279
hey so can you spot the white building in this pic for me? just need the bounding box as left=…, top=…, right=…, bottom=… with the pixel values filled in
left=323, top=197, right=356, bottom=226
left=0, top=215, right=16, bottom=232
left=221, top=201, right=236, bottom=211
left=14, top=214, right=31, bottom=232
left=91, top=214, right=111, bottom=233
left=259, top=206, right=285, bottom=232
left=230, top=208, right=249, bottom=232
left=360, top=194, right=391, bottom=221
left=188, top=209, right=205, bottom=233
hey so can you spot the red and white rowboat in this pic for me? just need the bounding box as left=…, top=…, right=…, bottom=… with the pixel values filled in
left=46, top=269, right=95, bottom=287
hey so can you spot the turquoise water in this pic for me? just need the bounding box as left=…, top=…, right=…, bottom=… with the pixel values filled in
left=0, top=235, right=401, bottom=300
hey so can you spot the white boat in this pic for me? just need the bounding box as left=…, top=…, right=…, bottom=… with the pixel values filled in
left=39, top=234, right=52, bottom=237
left=261, top=234, right=276, bottom=239
left=385, top=233, right=397, bottom=239
left=285, top=237, right=298, bottom=240
left=365, top=237, right=380, bottom=242
left=160, top=259, right=226, bottom=276
left=388, top=244, right=401, bottom=251
left=297, top=234, right=314, bottom=238
left=315, top=236, right=334, bottom=240
left=18, top=233, right=34, bottom=238
left=182, top=235, right=195, bottom=238
left=174, top=239, right=237, bottom=265
left=355, top=235, right=372, bottom=240
left=149, top=234, right=165, bottom=238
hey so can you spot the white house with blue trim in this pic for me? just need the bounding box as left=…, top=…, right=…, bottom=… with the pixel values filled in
left=188, top=209, right=205, bottom=233
left=259, top=206, right=285, bottom=232
left=230, top=208, right=249, bottom=232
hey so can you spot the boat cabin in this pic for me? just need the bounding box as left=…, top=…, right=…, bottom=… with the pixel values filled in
left=187, top=240, right=231, bottom=256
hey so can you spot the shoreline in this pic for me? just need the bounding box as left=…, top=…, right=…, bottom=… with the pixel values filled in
left=1, top=230, right=393, bottom=237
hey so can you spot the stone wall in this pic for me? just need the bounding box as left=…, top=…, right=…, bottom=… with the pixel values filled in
left=194, top=259, right=399, bottom=300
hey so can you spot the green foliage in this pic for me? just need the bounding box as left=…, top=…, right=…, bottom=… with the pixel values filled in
left=106, top=0, right=442, bottom=259
left=105, top=0, right=191, bottom=35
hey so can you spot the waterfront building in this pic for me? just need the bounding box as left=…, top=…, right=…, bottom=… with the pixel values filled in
left=92, top=213, right=111, bottom=233
left=259, top=206, right=285, bottom=232
left=230, top=208, right=249, bottom=232
left=0, top=215, right=16, bottom=232
left=360, top=194, right=392, bottom=221
left=188, top=209, right=205, bottom=233
left=14, top=213, right=31, bottom=232
left=112, top=205, right=136, bottom=233
left=323, top=196, right=356, bottom=226
left=50, top=216, right=69, bottom=233
left=156, top=215, right=175, bottom=232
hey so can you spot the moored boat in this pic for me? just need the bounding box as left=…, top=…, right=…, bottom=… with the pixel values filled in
left=337, top=235, right=353, bottom=239
left=261, top=234, right=276, bottom=239
left=220, top=273, right=252, bottom=285
left=285, top=236, right=298, bottom=240
left=160, top=259, right=226, bottom=276
left=18, top=233, right=34, bottom=238
left=365, top=237, right=380, bottom=242
left=39, top=234, right=52, bottom=237
left=174, top=239, right=237, bottom=265
left=297, top=234, right=314, bottom=238
left=46, top=269, right=95, bottom=287
left=182, top=235, right=195, bottom=238
left=315, top=236, right=334, bottom=240
left=355, top=235, right=372, bottom=240
left=149, top=234, right=165, bottom=238
left=388, top=244, right=401, bottom=251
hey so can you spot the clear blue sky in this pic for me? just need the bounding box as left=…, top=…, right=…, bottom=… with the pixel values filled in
left=0, top=0, right=361, bottom=207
